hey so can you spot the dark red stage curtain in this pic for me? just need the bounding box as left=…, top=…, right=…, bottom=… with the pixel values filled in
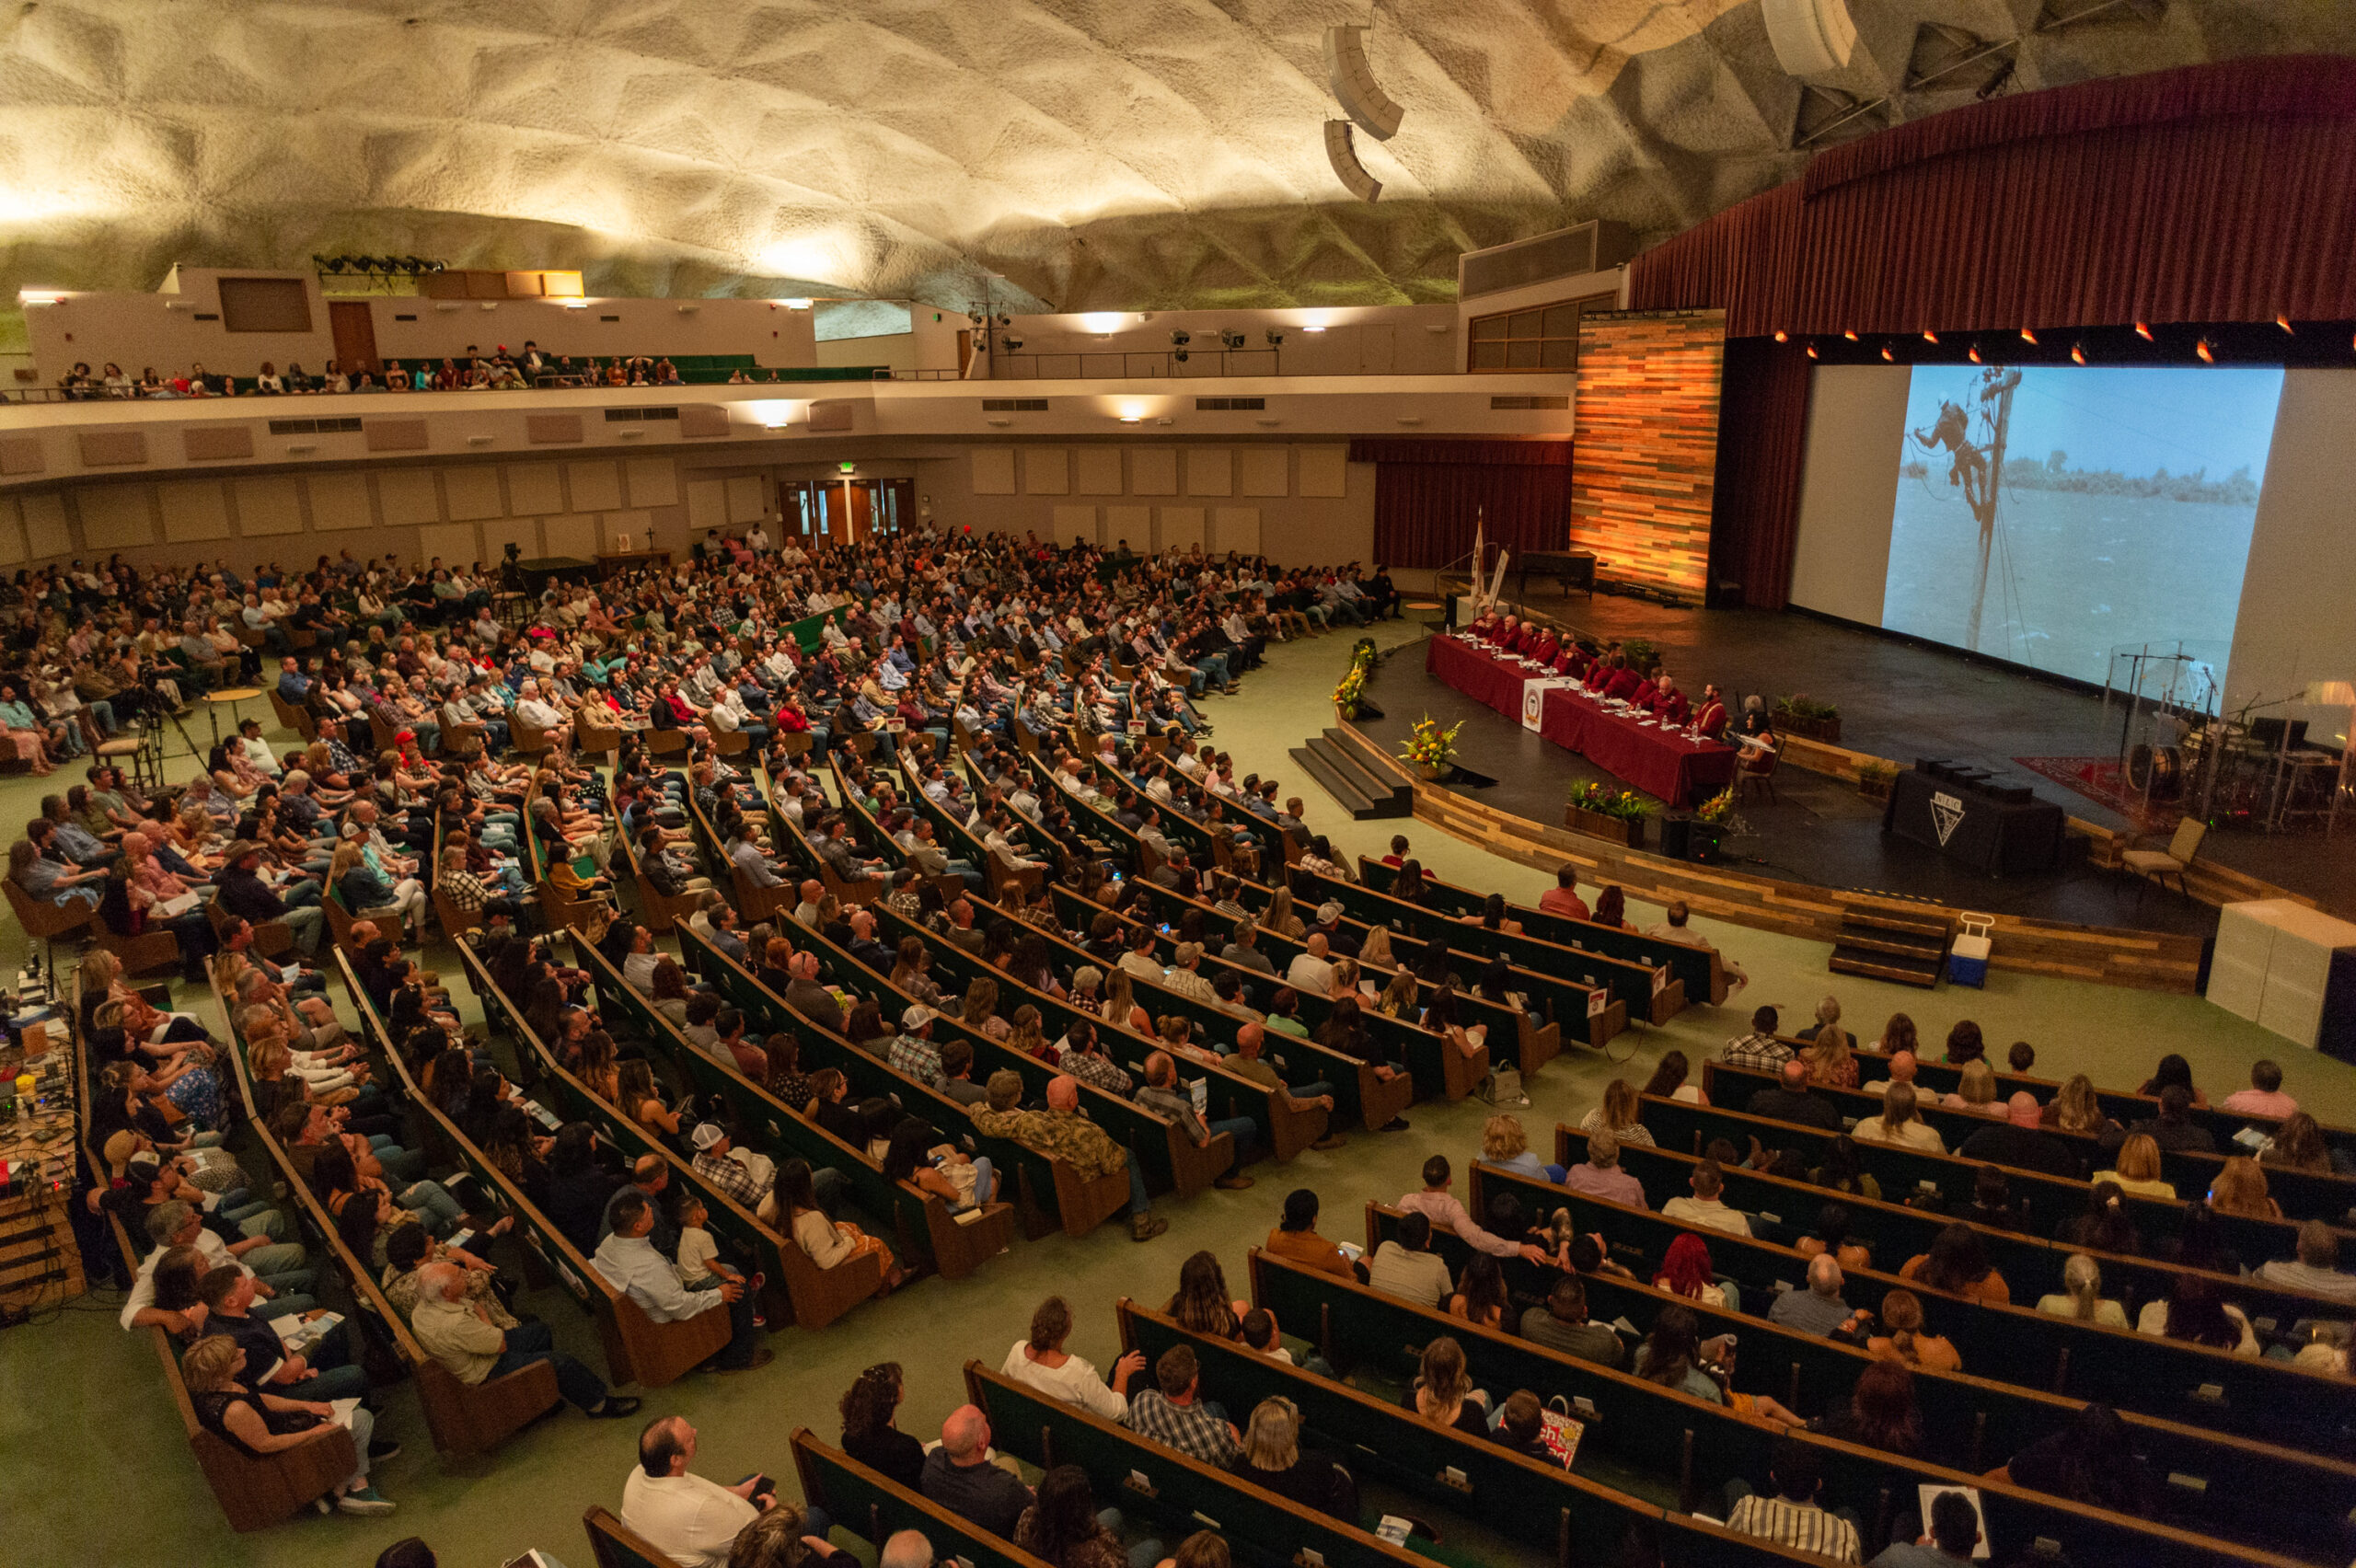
left=1707, top=337, right=1812, bottom=610
left=1629, top=55, right=2356, bottom=338
left=1349, top=438, right=1574, bottom=569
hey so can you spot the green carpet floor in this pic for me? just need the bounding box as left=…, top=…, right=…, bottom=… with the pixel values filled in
left=5, top=623, right=2351, bottom=1568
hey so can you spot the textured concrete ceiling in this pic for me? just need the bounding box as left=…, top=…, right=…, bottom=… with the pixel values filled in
left=0, top=0, right=2350, bottom=321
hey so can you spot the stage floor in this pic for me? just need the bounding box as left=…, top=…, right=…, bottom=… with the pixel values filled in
left=1365, top=597, right=2351, bottom=931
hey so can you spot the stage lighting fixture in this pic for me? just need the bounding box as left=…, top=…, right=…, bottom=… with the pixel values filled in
left=2019, top=327, right=2038, bottom=345
left=1773, top=329, right=1788, bottom=343
left=1173, top=349, right=1189, bottom=363
left=2196, top=338, right=2215, bottom=363
left=1968, top=344, right=1983, bottom=363
left=2071, top=342, right=2086, bottom=365
left=1322, top=25, right=1403, bottom=140
left=1003, top=336, right=1023, bottom=351
left=1842, top=329, right=1858, bottom=341
left=1324, top=120, right=1382, bottom=202
left=2278, top=314, right=2294, bottom=334
left=1220, top=329, right=1247, bottom=350
left=1761, top=0, right=1857, bottom=76
left=1265, top=329, right=1285, bottom=347
left=996, top=315, right=1011, bottom=328
left=1880, top=345, right=1894, bottom=362
left=1170, top=330, right=1190, bottom=346
left=320, top=256, right=348, bottom=274
left=1805, top=341, right=1819, bottom=360
left=1922, top=329, right=1938, bottom=344
left=2134, top=321, right=2154, bottom=341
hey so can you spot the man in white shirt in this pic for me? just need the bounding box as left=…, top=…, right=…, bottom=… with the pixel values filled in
left=1660, top=1160, right=1752, bottom=1237
left=593, top=1191, right=770, bottom=1372
left=1285, top=932, right=1336, bottom=995
left=623, top=1415, right=809, bottom=1568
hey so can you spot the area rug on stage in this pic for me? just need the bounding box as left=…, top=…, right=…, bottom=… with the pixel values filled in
left=2012, top=755, right=2170, bottom=830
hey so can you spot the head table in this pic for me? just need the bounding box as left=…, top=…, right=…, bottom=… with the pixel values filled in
left=1423, top=633, right=1738, bottom=810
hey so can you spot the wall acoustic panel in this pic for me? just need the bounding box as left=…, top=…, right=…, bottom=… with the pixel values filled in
left=1104, top=505, right=1151, bottom=551
left=234, top=476, right=304, bottom=536
left=79, top=485, right=155, bottom=548
left=306, top=470, right=375, bottom=530
left=1238, top=446, right=1289, bottom=497
left=482, top=514, right=539, bottom=561
left=416, top=521, right=479, bottom=567
left=0, top=437, right=44, bottom=476
left=677, top=405, right=732, bottom=438
left=972, top=449, right=1017, bottom=495
left=376, top=467, right=441, bottom=526
left=602, top=511, right=653, bottom=551
left=1050, top=504, right=1097, bottom=547
left=542, top=513, right=598, bottom=557
left=443, top=465, right=503, bottom=521
left=506, top=464, right=563, bottom=516
left=567, top=460, right=623, bottom=513
left=525, top=413, right=583, bottom=444
left=1023, top=448, right=1070, bottom=495
left=806, top=401, right=853, bottom=433
left=0, top=500, right=21, bottom=565
left=1185, top=448, right=1233, bottom=497
left=1299, top=444, right=1349, bottom=497
left=181, top=426, right=254, bottom=462
left=1212, top=505, right=1263, bottom=556
left=1131, top=448, right=1178, bottom=495
left=1568, top=311, right=1726, bottom=596
left=1075, top=447, right=1123, bottom=495
left=77, top=431, right=146, bottom=467
left=724, top=475, right=769, bottom=525
left=21, top=492, right=70, bottom=559
left=1158, top=504, right=1206, bottom=552
left=365, top=418, right=429, bottom=453
left=624, top=457, right=678, bottom=509
left=685, top=478, right=728, bottom=531
left=158, top=479, right=231, bottom=543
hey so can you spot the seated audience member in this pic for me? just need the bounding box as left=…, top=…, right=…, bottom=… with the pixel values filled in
left=2137, top=1273, right=2260, bottom=1355
left=839, top=1361, right=926, bottom=1493
left=622, top=1415, right=788, bottom=1568
left=1366, top=1209, right=1454, bottom=1308
left=1634, top=1301, right=1726, bottom=1401
left=410, top=1260, right=637, bottom=1419
left=1403, top=1334, right=1488, bottom=1435
left=2261, top=1112, right=2336, bottom=1175
left=2205, top=1155, right=2282, bottom=1220
left=1865, top=1287, right=1960, bottom=1371
left=1519, top=1273, right=1624, bottom=1367
left=922, top=1404, right=1034, bottom=1538
left=1858, top=1046, right=1918, bottom=1096
left=1564, top=1129, right=1646, bottom=1207
left=2104, top=1084, right=2216, bottom=1156
left=1900, top=1225, right=2008, bottom=1305
left=2138, top=1052, right=2207, bottom=1107
left=1481, top=1113, right=1564, bottom=1183
left=1995, top=1402, right=2158, bottom=1518
left=1576, top=1078, right=1656, bottom=1146
left=1538, top=867, right=1590, bottom=921
left=1748, top=1059, right=1842, bottom=1130
left=1229, top=1396, right=1351, bottom=1517
left=1002, top=1295, right=1146, bottom=1424
left=2092, top=1132, right=2176, bottom=1200
left=1014, top=1464, right=1154, bottom=1568
left=2036, top=1253, right=2128, bottom=1328
left=1653, top=1232, right=1738, bottom=1313
left=1855, top=1084, right=1946, bottom=1154
left=1661, top=1159, right=1750, bottom=1237
left=2254, top=1220, right=2356, bottom=1302
left=1641, top=1049, right=1707, bottom=1105
left=1725, top=1436, right=1861, bottom=1564
left=1796, top=1202, right=1871, bottom=1272
left=177, top=1333, right=396, bottom=1516
left=1127, top=1343, right=1242, bottom=1467
left=593, top=1190, right=770, bottom=1373
left=2220, top=1058, right=2299, bottom=1120
left=1398, top=1155, right=1551, bottom=1263
left=1265, top=1187, right=1358, bottom=1278
left=1723, top=1008, right=1791, bottom=1072
left=1956, top=1095, right=2081, bottom=1180
left=1769, top=1253, right=1853, bottom=1337
left=1868, top=1487, right=1982, bottom=1568
left=732, top=1507, right=862, bottom=1568
left=1643, top=900, right=1747, bottom=989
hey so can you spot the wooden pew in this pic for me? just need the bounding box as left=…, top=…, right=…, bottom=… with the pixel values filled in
left=792, top=1431, right=1062, bottom=1568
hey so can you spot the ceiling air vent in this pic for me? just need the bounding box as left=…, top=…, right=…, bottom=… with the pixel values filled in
left=1458, top=221, right=1638, bottom=301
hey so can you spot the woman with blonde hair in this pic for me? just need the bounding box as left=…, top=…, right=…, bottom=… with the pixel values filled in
left=2206, top=1155, right=2281, bottom=1219
left=2095, top=1133, right=2175, bottom=1199
left=1481, top=1113, right=1565, bottom=1182
left=1233, top=1397, right=1349, bottom=1516
left=1101, top=967, right=1151, bottom=1037
left=1944, top=1058, right=2004, bottom=1117
left=1375, top=969, right=1419, bottom=1020
left=1866, top=1287, right=1961, bottom=1371
left=1328, top=957, right=1359, bottom=1001
left=1858, top=1083, right=1946, bottom=1154
left=2045, top=1074, right=2108, bottom=1136
left=1577, top=1078, right=1656, bottom=1147
left=179, top=1334, right=392, bottom=1516
left=1407, top=1334, right=1490, bottom=1435
left=1804, top=1024, right=1857, bottom=1090
left=1006, top=1004, right=1049, bottom=1061
left=2038, top=1252, right=2130, bottom=1326
left=1261, top=885, right=1305, bottom=941
left=1357, top=923, right=1394, bottom=968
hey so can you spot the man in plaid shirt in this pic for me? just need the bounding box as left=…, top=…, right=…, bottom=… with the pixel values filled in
left=886, top=1005, right=945, bottom=1088
left=689, top=1124, right=768, bottom=1212
left=1722, top=1006, right=1794, bottom=1073
left=1126, top=1343, right=1240, bottom=1466
left=1056, top=1020, right=1133, bottom=1097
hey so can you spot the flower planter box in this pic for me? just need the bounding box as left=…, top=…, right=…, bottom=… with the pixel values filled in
left=1857, top=777, right=1895, bottom=802
left=1773, top=710, right=1842, bottom=744
left=1564, top=804, right=1644, bottom=847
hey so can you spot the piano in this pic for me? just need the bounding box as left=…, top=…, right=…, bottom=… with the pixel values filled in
left=1512, top=549, right=1596, bottom=600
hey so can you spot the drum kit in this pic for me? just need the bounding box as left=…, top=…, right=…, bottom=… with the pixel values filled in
left=2109, top=646, right=2349, bottom=835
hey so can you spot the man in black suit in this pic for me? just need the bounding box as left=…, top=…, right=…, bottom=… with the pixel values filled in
left=1747, top=1060, right=1842, bottom=1131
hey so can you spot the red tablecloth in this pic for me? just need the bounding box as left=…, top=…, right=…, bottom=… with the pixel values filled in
left=1540, top=686, right=1739, bottom=809
left=1424, top=634, right=1531, bottom=721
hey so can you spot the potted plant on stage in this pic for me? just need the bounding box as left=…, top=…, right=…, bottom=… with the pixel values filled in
left=1565, top=779, right=1651, bottom=847
left=1772, top=693, right=1842, bottom=744
left=1399, top=714, right=1465, bottom=782
left=1333, top=638, right=1380, bottom=721
left=1856, top=758, right=1900, bottom=802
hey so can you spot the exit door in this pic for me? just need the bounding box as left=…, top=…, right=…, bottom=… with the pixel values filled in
left=329, top=301, right=380, bottom=376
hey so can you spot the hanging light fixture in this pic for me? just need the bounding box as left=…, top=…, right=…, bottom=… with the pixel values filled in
left=2196, top=338, right=2215, bottom=363
left=1968, top=344, right=1983, bottom=364
left=1921, top=329, right=1939, bottom=344
left=1773, top=329, right=1788, bottom=343
left=1880, top=344, right=1894, bottom=362
left=1842, top=329, right=1859, bottom=341
left=2070, top=342, right=2086, bottom=365
left=1805, top=341, right=1819, bottom=360
left=2277, top=315, right=2294, bottom=334
left=2134, top=321, right=2154, bottom=341
left=2019, top=328, right=2038, bottom=345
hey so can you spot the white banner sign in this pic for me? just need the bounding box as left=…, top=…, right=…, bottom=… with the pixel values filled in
left=1521, top=677, right=1578, bottom=731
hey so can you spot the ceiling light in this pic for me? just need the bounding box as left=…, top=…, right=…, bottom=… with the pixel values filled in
left=2134, top=321, right=2154, bottom=341
left=1921, top=329, right=1938, bottom=344
left=1080, top=313, right=1125, bottom=335
left=1300, top=325, right=1328, bottom=334
left=18, top=289, right=63, bottom=306
left=2196, top=338, right=2215, bottom=363
left=1773, top=329, right=1788, bottom=343
left=1879, top=345, right=1894, bottom=362
left=1117, top=416, right=1142, bottom=424
left=780, top=298, right=813, bottom=310
left=2070, top=342, right=2086, bottom=365
left=2019, top=327, right=2038, bottom=345
left=2278, top=315, right=2294, bottom=334
left=1842, top=329, right=1858, bottom=341
left=563, top=299, right=592, bottom=310
left=1968, top=344, right=1982, bottom=363
left=1806, top=342, right=1818, bottom=359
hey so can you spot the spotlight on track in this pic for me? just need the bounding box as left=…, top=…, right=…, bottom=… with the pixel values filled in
left=2196, top=338, right=2215, bottom=363
left=1842, top=329, right=1858, bottom=341
left=1773, top=329, right=1788, bottom=343
left=1922, top=329, right=1938, bottom=344
left=2134, top=321, right=2154, bottom=341
left=1968, top=344, right=1983, bottom=364
left=1805, top=340, right=1818, bottom=360
left=2071, top=342, right=2086, bottom=365
left=1879, top=344, right=1894, bottom=362
left=2277, top=314, right=2294, bottom=334
left=2019, top=327, right=2038, bottom=345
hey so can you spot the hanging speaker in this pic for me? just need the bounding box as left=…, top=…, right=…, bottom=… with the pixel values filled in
left=1761, top=0, right=1857, bottom=75
left=1323, top=25, right=1403, bottom=141
left=1324, top=121, right=1381, bottom=202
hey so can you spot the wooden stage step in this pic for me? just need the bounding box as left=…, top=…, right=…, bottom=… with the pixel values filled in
left=1291, top=728, right=1413, bottom=821
left=1829, top=903, right=1954, bottom=989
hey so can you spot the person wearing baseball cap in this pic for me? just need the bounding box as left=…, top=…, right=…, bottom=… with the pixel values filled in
left=887, top=1005, right=942, bottom=1087
left=214, top=838, right=329, bottom=958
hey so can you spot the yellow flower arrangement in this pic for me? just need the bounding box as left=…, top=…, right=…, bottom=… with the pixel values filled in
left=1400, top=714, right=1465, bottom=770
